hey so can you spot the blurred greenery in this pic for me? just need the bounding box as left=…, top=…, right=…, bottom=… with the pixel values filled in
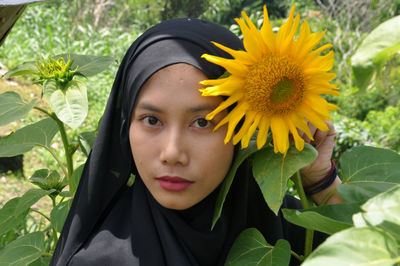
left=0, top=0, right=399, bottom=179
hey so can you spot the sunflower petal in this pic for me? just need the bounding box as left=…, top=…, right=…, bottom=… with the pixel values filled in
left=256, top=115, right=270, bottom=149
left=201, top=76, right=245, bottom=96
left=233, top=110, right=257, bottom=144
left=260, top=5, right=276, bottom=52
left=287, top=118, right=304, bottom=151
left=201, top=54, right=248, bottom=77
left=224, top=102, right=249, bottom=143
left=271, top=116, right=290, bottom=154
left=241, top=113, right=262, bottom=148
left=205, top=93, right=244, bottom=120
left=235, top=18, right=262, bottom=60
left=298, top=105, right=329, bottom=131
left=211, top=41, right=256, bottom=65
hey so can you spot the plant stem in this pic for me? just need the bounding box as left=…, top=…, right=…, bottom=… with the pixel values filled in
left=320, top=187, right=337, bottom=206
left=291, top=250, right=304, bottom=262
left=34, top=106, right=70, bottom=179
left=30, top=208, right=51, bottom=222
left=42, top=252, right=53, bottom=257
left=42, top=146, right=68, bottom=177
left=51, top=113, right=74, bottom=186
left=34, top=106, right=52, bottom=117
left=50, top=196, right=59, bottom=246
left=292, top=171, right=314, bottom=258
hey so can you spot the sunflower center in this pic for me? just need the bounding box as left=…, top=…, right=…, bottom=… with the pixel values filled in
left=245, top=55, right=305, bottom=115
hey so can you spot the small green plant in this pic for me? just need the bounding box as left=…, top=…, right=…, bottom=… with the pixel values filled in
left=0, top=54, right=115, bottom=264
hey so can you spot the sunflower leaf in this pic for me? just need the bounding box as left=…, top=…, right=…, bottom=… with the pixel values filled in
left=0, top=91, right=37, bottom=126
left=212, top=140, right=260, bottom=229
left=352, top=184, right=400, bottom=242
left=351, top=15, right=400, bottom=92
left=253, top=143, right=317, bottom=215
left=225, top=228, right=291, bottom=266
left=302, top=227, right=400, bottom=266
left=338, top=146, right=400, bottom=204
left=43, top=79, right=88, bottom=129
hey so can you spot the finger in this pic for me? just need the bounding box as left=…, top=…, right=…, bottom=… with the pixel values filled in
left=313, top=122, right=336, bottom=147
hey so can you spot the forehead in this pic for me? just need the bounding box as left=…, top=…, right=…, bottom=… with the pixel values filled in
left=134, top=64, right=222, bottom=110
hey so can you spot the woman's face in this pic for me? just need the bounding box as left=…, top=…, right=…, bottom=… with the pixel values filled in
left=129, top=63, right=234, bottom=210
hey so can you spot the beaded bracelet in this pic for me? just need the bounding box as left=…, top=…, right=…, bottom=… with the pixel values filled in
left=304, top=160, right=338, bottom=196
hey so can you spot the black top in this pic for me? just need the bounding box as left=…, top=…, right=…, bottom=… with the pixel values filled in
left=50, top=18, right=326, bottom=266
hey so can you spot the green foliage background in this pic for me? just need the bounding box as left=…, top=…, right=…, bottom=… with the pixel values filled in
left=1, top=0, right=400, bottom=264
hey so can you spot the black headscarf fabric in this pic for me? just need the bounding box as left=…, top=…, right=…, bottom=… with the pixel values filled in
left=51, top=18, right=319, bottom=266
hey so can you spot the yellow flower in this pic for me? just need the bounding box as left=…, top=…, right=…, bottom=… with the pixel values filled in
left=200, top=5, right=339, bottom=155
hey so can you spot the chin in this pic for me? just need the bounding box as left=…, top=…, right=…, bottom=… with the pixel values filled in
left=157, top=197, right=196, bottom=210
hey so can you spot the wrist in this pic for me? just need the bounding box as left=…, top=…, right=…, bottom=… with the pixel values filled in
left=303, top=160, right=336, bottom=196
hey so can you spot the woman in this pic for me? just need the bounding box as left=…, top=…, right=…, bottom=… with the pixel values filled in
left=51, top=18, right=343, bottom=266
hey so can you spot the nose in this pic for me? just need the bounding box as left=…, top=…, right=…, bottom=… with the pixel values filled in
left=159, top=128, right=189, bottom=166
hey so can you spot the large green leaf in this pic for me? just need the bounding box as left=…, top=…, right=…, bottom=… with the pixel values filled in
left=78, top=131, right=96, bottom=157
left=212, top=140, right=260, bottom=228
left=353, top=185, right=400, bottom=242
left=351, top=15, right=400, bottom=92
left=0, top=118, right=58, bottom=157
left=3, top=61, right=37, bottom=78
left=0, top=92, right=37, bottom=126
left=70, top=164, right=84, bottom=195
left=50, top=199, right=72, bottom=233
left=43, top=79, right=88, bottom=129
left=338, top=146, right=400, bottom=203
left=337, top=182, right=394, bottom=203
left=0, top=232, right=45, bottom=266
left=282, top=208, right=352, bottom=235
left=0, top=189, right=54, bottom=236
left=303, top=227, right=400, bottom=266
left=253, top=143, right=317, bottom=214
left=225, top=228, right=291, bottom=266
left=57, top=54, right=116, bottom=77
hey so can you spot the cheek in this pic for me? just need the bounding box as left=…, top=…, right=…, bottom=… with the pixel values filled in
left=195, top=130, right=234, bottom=185
left=129, top=124, right=154, bottom=174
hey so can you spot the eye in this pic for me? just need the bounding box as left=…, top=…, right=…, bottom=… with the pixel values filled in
left=141, top=116, right=161, bottom=126
left=193, top=118, right=210, bottom=128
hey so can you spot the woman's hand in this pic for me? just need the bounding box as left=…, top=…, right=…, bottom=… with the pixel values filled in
left=299, top=121, right=336, bottom=187
left=298, top=121, right=345, bottom=205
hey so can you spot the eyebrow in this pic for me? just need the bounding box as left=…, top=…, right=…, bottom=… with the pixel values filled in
left=137, top=103, right=218, bottom=113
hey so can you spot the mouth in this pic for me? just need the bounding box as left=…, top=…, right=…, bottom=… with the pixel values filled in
left=155, top=176, right=194, bottom=191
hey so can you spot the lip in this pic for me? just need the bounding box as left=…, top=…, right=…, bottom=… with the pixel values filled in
left=156, top=176, right=194, bottom=191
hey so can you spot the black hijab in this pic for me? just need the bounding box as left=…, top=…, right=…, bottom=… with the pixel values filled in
left=51, top=18, right=312, bottom=266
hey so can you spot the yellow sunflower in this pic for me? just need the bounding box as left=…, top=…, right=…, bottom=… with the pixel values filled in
left=200, top=5, right=339, bottom=155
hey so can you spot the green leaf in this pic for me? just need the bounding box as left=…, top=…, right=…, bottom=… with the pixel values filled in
left=78, top=131, right=96, bottom=157
left=0, top=189, right=55, bottom=236
left=212, top=140, right=260, bottom=229
left=253, top=143, right=317, bottom=214
left=0, top=232, right=45, bottom=266
left=337, top=182, right=394, bottom=203
left=0, top=199, right=27, bottom=237
left=353, top=185, right=400, bottom=242
left=303, top=227, right=400, bottom=266
left=0, top=118, right=58, bottom=157
left=57, top=54, right=116, bottom=77
left=282, top=208, right=352, bottom=235
left=3, top=61, right=37, bottom=78
left=43, top=79, right=88, bottom=129
left=225, top=228, right=291, bottom=266
left=50, top=200, right=71, bottom=233
left=70, top=164, right=84, bottom=195
left=351, top=15, right=400, bottom=92
left=28, top=256, right=51, bottom=266
left=339, top=146, right=400, bottom=203
left=0, top=92, right=37, bottom=126
left=30, top=169, right=66, bottom=193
